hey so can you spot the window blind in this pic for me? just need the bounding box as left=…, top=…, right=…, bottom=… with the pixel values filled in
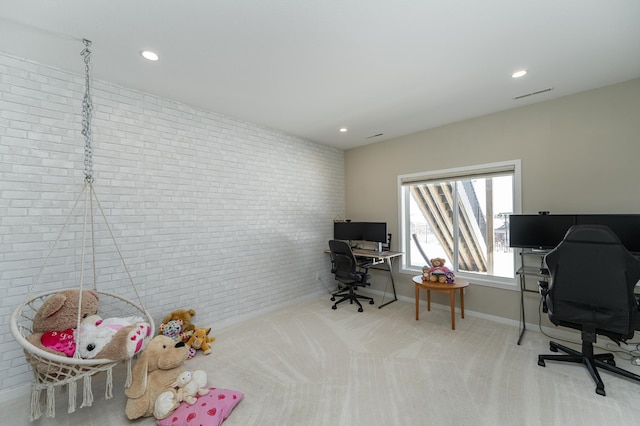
left=400, top=162, right=516, bottom=186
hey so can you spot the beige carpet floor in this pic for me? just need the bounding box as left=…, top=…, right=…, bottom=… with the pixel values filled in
left=3, top=294, right=640, bottom=425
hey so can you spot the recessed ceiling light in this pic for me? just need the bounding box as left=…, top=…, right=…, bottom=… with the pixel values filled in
left=339, top=128, right=348, bottom=133
left=140, top=50, right=159, bottom=61
left=512, top=70, right=527, bottom=78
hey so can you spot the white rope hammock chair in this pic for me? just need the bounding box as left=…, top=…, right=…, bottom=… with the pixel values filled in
left=9, top=40, right=155, bottom=421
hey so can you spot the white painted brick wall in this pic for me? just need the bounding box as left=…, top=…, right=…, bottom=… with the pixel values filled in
left=0, top=52, right=345, bottom=398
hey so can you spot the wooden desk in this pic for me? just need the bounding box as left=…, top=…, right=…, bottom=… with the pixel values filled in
left=413, top=275, right=469, bottom=330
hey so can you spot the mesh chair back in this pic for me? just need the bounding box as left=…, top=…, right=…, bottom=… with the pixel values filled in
left=544, top=225, right=640, bottom=336
left=329, top=240, right=358, bottom=284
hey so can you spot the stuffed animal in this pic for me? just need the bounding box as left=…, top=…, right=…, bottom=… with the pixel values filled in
left=26, top=289, right=151, bottom=366
left=426, top=258, right=455, bottom=283
left=160, top=309, right=197, bottom=337
left=125, top=335, right=190, bottom=420
left=159, top=319, right=186, bottom=343
left=76, top=315, right=149, bottom=359
left=160, top=319, right=196, bottom=359
left=186, top=327, right=215, bottom=356
left=171, top=370, right=209, bottom=405
left=421, top=265, right=430, bottom=282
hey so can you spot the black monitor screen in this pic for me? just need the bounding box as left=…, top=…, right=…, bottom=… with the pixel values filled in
left=508, top=215, right=576, bottom=249
left=576, top=215, right=640, bottom=253
left=334, top=222, right=363, bottom=241
left=362, top=222, right=387, bottom=243
left=334, top=222, right=387, bottom=242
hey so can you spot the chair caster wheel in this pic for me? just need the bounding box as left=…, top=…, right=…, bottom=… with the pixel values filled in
left=369, top=300, right=374, bottom=304
left=550, top=345, right=558, bottom=352
left=332, top=305, right=337, bottom=310
left=358, top=307, right=363, bottom=312
left=596, top=387, right=605, bottom=396
left=330, top=296, right=336, bottom=301
left=604, top=359, right=616, bottom=366
left=538, top=359, right=545, bottom=367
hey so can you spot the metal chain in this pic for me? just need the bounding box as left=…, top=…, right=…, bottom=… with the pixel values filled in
left=81, top=39, right=94, bottom=183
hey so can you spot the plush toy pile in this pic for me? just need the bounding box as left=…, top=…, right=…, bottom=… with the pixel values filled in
left=26, top=289, right=151, bottom=366
left=125, top=335, right=194, bottom=419
left=160, top=309, right=197, bottom=336
left=422, top=258, right=455, bottom=283
left=158, top=309, right=215, bottom=358
left=125, top=335, right=243, bottom=424
left=123, top=308, right=245, bottom=423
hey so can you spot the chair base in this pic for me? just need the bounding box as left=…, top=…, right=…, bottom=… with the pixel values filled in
left=538, top=340, right=640, bottom=396
left=331, top=287, right=374, bottom=312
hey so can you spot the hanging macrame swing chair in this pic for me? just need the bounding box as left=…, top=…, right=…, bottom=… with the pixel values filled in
left=10, top=39, right=155, bottom=421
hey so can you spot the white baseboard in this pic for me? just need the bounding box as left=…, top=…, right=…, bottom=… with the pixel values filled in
left=0, top=382, right=31, bottom=405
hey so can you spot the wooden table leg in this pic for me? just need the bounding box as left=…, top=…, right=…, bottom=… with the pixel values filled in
left=449, top=289, right=456, bottom=330
left=460, top=288, right=465, bottom=319
left=427, top=290, right=431, bottom=311
left=415, top=285, right=419, bottom=320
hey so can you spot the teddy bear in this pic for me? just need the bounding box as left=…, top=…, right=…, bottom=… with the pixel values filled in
left=26, top=289, right=151, bottom=368
left=160, top=309, right=197, bottom=338
left=76, top=314, right=149, bottom=359
left=186, top=327, right=215, bottom=356
left=421, top=265, right=430, bottom=282
left=125, top=335, right=191, bottom=420
left=426, top=258, right=455, bottom=283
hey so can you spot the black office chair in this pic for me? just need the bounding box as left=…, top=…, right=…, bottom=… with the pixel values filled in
left=328, top=240, right=375, bottom=312
left=538, top=225, right=640, bottom=396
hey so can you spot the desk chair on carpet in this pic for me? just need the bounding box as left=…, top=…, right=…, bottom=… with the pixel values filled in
left=328, top=240, right=374, bottom=312
left=538, top=225, right=640, bottom=396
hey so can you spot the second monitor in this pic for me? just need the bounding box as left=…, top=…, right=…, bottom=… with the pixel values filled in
left=334, top=222, right=387, bottom=243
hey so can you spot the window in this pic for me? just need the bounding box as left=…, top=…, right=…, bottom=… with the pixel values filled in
left=399, top=160, right=520, bottom=288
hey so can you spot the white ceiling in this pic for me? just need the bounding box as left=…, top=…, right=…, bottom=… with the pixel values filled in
left=1, top=1, right=639, bottom=150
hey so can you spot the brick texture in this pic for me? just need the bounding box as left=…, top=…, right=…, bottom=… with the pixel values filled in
left=0, top=52, right=344, bottom=397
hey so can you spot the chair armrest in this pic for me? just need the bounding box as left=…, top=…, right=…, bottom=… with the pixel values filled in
left=538, top=280, right=549, bottom=313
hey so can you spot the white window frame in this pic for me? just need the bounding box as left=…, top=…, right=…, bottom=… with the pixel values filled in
left=398, top=160, right=522, bottom=290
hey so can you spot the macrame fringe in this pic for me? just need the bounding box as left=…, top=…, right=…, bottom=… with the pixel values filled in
left=68, top=379, right=77, bottom=413
left=30, top=385, right=42, bottom=421
left=105, top=367, right=113, bottom=399
left=80, top=374, right=93, bottom=408
left=46, top=384, right=55, bottom=418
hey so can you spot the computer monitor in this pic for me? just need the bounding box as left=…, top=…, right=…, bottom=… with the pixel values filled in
left=361, top=222, right=388, bottom=243
left=509, top=213, right=640, bottom=253
left=333, top=222, right=363, bottom=241
left=333, top=221, right=387, bottom=243
left=576, top=214, right=640, bottom=254
left=508, top=214, right=576, bottom=250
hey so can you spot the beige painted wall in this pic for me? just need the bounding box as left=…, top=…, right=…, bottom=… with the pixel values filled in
left=344, top=78, right=640, bottom=326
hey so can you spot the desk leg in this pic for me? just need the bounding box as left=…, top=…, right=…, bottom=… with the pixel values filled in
left=517, top=274, right=526, bottom=345
left=460, top=288, right=465, bottom=318
left=450, top=290, right=456, bottom=330
left=415, top=285, right=419, bottom=320
left=378, top=258, right=398, bottom=309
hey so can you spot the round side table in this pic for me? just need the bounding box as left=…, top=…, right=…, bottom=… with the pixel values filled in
left=413, top=275, right=469, bottom=330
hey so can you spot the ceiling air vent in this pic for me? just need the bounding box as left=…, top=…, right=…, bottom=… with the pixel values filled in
left=366, top=133, right=384, bottom=139
left=513, top=87, right=553, bottom=100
